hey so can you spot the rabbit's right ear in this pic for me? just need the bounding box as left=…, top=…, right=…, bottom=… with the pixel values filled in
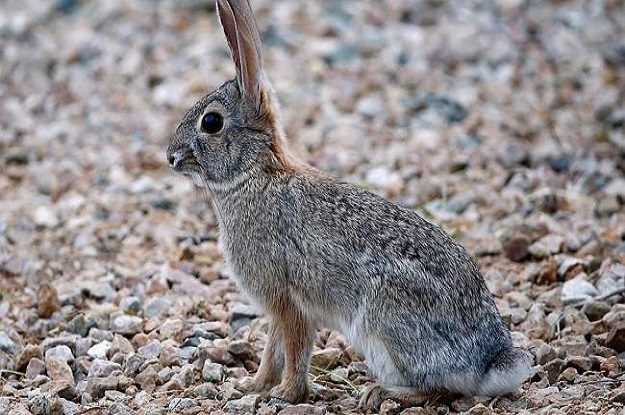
left=216, top=0, right=265, bottom=111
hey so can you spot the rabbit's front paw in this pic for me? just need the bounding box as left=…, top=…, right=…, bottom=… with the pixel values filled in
left=270, top=381, right=309, bottom=403
left=236, top=376, right=273, bottom=394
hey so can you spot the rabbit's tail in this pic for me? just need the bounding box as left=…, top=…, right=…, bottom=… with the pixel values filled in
left=476, top=347, right=535, bottom=396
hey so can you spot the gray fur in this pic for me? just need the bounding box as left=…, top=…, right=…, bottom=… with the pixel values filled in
left=167, top=0, right=534, bottom=406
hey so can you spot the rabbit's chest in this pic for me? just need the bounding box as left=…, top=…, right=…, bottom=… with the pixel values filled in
left=218, top=215, right=287, bottom=299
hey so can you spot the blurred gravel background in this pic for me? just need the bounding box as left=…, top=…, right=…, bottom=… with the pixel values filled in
left=1, top=0, right=625, bottom=414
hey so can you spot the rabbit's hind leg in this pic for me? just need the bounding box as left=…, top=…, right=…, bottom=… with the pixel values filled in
left=359, top=384, right=457, bottom=410
left=237, top=317, right=285, bottom=395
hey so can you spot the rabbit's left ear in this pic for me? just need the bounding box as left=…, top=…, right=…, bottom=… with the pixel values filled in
left=217, top=0, right=264, bottom=111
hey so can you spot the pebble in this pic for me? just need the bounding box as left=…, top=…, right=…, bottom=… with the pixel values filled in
left=87, top=281, right=116, bottom=300
left=169, top=398, right=197, bottom=411
left=501, top=233, right=530, bottom=262
left=36, top=283, right=61, bottom=318
left=26, top=358, right=47, bottom=379
left=278, top=404, right=327, bottom=415
left=224, top=394, right=261, bottom=414
left=44, top=345, right=74, bottom=364
left=202, top=361, right=224, bottom=382
left=561, top=275, right=599, bottom=304
left=87, top=340, right=111, bottom=359
left=310, top=348, right=343, bottom=371
left=605, top=321, right=625, bottom=352
left=45, top=357, right=75, bottom=384
left=110, top=315, right=143, bottom=335
left=88, top=359, right=122, bottom=378
left=143, top=297, right=172, bottom=319
left=85, top=375, right=119, bottom=398
left=32, top=206, right=59, bottom=228
left=0, top=331, right=19, bottom=354
left=138, top=340, right=162, bottom=359
left=119, top=296, right=141, bottom=314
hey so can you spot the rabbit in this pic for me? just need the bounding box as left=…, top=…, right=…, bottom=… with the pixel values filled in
left=166, top=0, right=535, bottom=409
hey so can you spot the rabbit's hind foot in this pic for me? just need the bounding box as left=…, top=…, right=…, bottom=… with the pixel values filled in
left=270, top=379, right=309, bottom=403
left=358, top=384, right=456, bottom=411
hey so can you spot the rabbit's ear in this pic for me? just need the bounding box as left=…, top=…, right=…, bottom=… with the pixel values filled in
left=216, top=0, right=264, bottom=111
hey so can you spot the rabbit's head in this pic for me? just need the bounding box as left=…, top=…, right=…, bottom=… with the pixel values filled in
left=167, top=0, right=291, bottom=189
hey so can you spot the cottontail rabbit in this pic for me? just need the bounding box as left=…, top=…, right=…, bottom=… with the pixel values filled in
left=167, top=0, right=534, bottom=408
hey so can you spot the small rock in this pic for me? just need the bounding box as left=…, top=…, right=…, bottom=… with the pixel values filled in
left=16, top=344, right=42, bottom=370
left=66, top=314, right=92, bottom=337
left=564, top=355, right=593, bottom=373
left=32, top=206, right=59, bottom=228
left=108, top=402, right=131, bottom=415
left=59, top=397, right=81, bottom=415
left=135, top=366, right=158, bottom=392
left=110, top=315, right=143, bottom=335
left=86, top=375, right=119, bottom=398
left=600, top=355, right=622, bottom=376
left=0, top=331, right=19, bottom=354
left=529, top=235, right=564, bottom=259
left=228, top=340, right=256, bottom=362
left=138, top=340, right=162, bottom=359
left=230, top=304, right=261, bottom=320
left=534, top=343, right=557, bottom=365
left=109, top=335, right=135, bottom=356
left=44, top=345, right=74, bottom=364
left=143, top=297, right=171, bottom=319
left=87, top=341, right=112, bottom=359
left=558, top=367, right=578, bottom=382
left=543, top=358, right=565, bottom=384
left=605, top=321, right=625, bottom=352
left=159, top=345, right=183, bottom=367
left=158, top=318, right=186, bottom=342
left=169, top=398, right=197, bottom=411
left=202, top=361, right=224, bottom=383
left=561, top=275, right=598, bottom=305
left=29, top=393, right=63, bottom=415
left=224, top=394, right=261, bottom=414
left=170, top=363, right=195, bottom=388
left=37, top=283, right=61, bottom=318
left=475, top=237, right=503, bottom=256
left=45, top=357, right=75, bottom=384
left=119, top=296, right=141, bottom=314
left=194, top=383, right=219, bottom=399
left=25, top=357, right=46, bottom=379
left=87, top=281, right=116, bottom=300
left=158, top=367, right=174, bottom=384
left=557, top=256, right=586, bottom=279
left=88, top=359, right=122, bottom=378
left=205, top=345, right=234, bottom=366
left=278, top=404, right=327, bottom=415
left=501, top=233, right=530, bottom=262
left=582, top=300, right=612, bottom=321
left=310, top=348, right=343, bottom=371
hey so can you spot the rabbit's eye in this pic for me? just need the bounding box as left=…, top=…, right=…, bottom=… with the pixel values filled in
left=201, top=112, right=224, bottom=134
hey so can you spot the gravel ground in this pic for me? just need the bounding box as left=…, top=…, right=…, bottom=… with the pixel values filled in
left=1, top=0, right=625, bottom=414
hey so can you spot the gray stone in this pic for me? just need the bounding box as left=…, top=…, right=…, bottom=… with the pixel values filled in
left=110, top=315, right=143, bottom=335
left=137, top=340, right=162, bottom=359
left=26, top=357, right=46, bottom=379
left=44, top=345, right=74, bottom=364
left=278, top=404, right=327, bottom=415
left=87, top=281, right=116, bottom=300
left=85, top=375, right=119, bottom=398
left=88, top=358, right=122, bottom=378
left=0, top=331, right=18, bottom=354
left=202, top=361, right=224, bottom=383
left=561, top=275, right=598, bottom=305
left=224, top=394, right=261, bottom=414
left=119, top=296, right=141, bottom=314
left=143, top=297, right=171, bottom=319
left=87, top=340, right=111, bottom=359
left=168, top=398, right=197, bottom=411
